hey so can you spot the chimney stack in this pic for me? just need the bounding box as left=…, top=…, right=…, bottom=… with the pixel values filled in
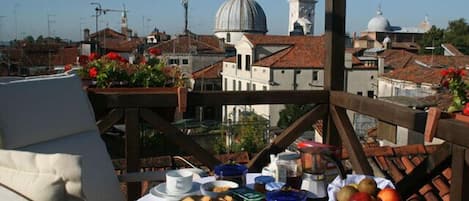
left=84, top=29, right=90, bottom=41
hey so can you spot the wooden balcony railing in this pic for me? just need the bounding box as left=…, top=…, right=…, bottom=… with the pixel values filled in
left=87, top=1, right=469, bottom=201
left=88, top=89, right=469, bottom=201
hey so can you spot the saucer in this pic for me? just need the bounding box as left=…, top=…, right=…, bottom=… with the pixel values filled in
left=150, top=182, right=201, bottom=201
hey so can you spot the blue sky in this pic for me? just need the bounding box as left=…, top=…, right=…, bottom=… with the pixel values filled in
left=0, top=0, right=468, bottom=41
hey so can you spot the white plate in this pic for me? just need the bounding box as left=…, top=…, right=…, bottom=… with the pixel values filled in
left=150, top=182, right=201, bottom=201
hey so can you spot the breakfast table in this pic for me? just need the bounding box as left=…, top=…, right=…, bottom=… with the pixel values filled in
left=137, top=173, right=262, bottom=201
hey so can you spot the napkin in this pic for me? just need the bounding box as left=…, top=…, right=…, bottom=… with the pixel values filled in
left=327, top=174, right=395, bottom=201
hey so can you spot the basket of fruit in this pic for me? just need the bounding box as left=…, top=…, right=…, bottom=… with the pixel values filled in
left=327, top=174, right=401, bottom=201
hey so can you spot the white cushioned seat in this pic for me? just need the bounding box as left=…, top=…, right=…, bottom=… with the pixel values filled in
left=0, top=74, right=125, bottom=201
left=0, top=149, right=84, bottom=201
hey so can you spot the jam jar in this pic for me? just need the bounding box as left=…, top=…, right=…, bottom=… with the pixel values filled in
left=214, top=163, right=248, bottom=186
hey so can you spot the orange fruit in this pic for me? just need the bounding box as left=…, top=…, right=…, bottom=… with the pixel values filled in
left=377, top=188, right=402, bottom=201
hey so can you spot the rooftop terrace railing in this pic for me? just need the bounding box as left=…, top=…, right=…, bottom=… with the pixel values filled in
left=87, top=1, right=469, bottom=201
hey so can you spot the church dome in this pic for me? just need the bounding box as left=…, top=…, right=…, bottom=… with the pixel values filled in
left=214, top=0, right=267, bottom=33
left=367, top=10, right=391, bottom=32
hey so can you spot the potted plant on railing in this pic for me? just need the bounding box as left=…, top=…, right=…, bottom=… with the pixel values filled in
left=76, top=49, right=191, bottom=121
left=440, top=67, right=469, bottom=122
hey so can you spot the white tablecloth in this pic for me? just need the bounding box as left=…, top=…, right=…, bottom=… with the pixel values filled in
left=137, top=173, right=261, bottom=201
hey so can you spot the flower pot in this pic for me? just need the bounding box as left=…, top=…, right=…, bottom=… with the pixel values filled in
left=454, top=113, right=469, bottom=124
left=87, top=87, right=185, bottom=123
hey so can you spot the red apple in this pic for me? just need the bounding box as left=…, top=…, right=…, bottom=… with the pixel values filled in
left=349, top=192, right=373, bottom=201
left=377, top=188, right=402, bottom=201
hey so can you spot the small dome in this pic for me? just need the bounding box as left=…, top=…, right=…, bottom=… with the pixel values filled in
left=214, top=0, right=267, bottom=33
left=367, top=10, right=391, bottom=32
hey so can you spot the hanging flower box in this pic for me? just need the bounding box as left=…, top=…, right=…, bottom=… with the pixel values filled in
left=75, top=51, right=190, bottom=122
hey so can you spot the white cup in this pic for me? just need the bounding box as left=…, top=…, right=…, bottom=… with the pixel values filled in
left=166, top=169, right=194, bottom=195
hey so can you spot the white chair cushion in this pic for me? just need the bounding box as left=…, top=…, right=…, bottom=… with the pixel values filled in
left=0, top=149, right=86, bottom=201
left=19, top=131, right=125, bottom=201
left=0, top=183, right=32, bottom=201
left=0, top=74, right=96, bottom=148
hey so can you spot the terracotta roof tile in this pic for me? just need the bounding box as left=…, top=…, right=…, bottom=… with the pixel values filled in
left=248, top=35, right=325, bottom=69
left=401, top=156, right=416, bottom=174
left=378, top=49, right=415, bottom=69
left=351, top=144, right=453, bottom=201
left=394, top=144, right=427, bottom=156
left=432, top=176, right=450, bottom=197
left=151, top=35, right=224, bottom=54
left=192, top=61, right=223, bottom=79
left=376, top=156, right=389, bottom=171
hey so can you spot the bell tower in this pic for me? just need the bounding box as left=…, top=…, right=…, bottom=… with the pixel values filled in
left=288, top=0, right=317, bottom=35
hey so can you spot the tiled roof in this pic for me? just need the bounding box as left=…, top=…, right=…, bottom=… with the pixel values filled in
left=341, top=144, right=451, bottom=201
left=412, top=55, right=469, bottom=68
left=381, top=64, right=442, bottom=84
left=223, top=56, right=236, bottom=63
left=441, top=43, right=465, bottom=56
left=251, top=35, right=325, bottom=68
left=89, top=28, right=126, bottom=40
left=151, top=35, right=224, bottom=55
left=192, top=61, right=223, bottom=79
left=100, top=38, right=143, bottom=53
left=378, top=49, right=415, bottom=69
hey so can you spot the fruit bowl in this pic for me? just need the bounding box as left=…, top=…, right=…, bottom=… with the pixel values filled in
left=327, top=174, right=395, bottom=201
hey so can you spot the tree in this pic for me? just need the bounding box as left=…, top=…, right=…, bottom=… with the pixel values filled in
left=445, top=18, right=469, bottom=54
left=419, top=18, right=469, bottom=55
left=232, top=112, right=268, bottom=153
left=418, top=26, right=445, bottom=55
left=36, top=35, right=44, bottom=44
left=24, top=35, right=35, bottom=44
left=277, top=104, right=314, bottom=129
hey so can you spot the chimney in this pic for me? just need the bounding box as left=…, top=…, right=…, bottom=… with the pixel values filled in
left=378, top=56, right=385, bottom=74
left=84, top=29, right=90, bottom=41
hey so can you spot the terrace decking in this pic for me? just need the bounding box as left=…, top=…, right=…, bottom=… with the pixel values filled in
left=87, top=1, right=469, bottom=201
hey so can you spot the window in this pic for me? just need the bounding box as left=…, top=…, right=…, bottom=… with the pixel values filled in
left=253, top=84, right=256, bottom=91
left=281, top=70, right=285, bottom=74
left=246, top=83, right=251, bottom=91
left=169, top=59, right=179, bottom=65
left=232, top=80, right=236, bottom=91
left=182, top=59, right=189, bottom=65
left=313, top=71, right=318, bottom=81
left=263, top=86, right=267, bottom=91
left=296, top=70, right=301, bottom=74
left=224, top=78, right=227, bottom=91
left=357, top=91, right=363, bottom=96
left=245, top=55, right=251, bottom=71
left=367, top=90, right=374, bottom=98
left=237, top=54, right=242, bottom=69
left=226, top=33, right=231, bottom=43
left=238, top=81, right=241, bottom=91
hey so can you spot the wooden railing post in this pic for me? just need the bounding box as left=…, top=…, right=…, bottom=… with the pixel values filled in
left=450, top=145, right=469, bottom=201
left=324, top=0, right=346, bottom=147
left=330, top=105, right=373, bottom=175
left=125, top=108, right=141, bottom=201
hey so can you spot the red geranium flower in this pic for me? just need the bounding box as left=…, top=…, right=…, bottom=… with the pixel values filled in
left=149, top=48, right=161, bottom=56
left=119, top=57, right=128, bottom=63
left=442, top=80, right=449, bottom=88
left=440, top=69, right=449, bottom=76
left=89, top=52, right=99, bottom=61
left=106, top=52, right=120, bottom=60
left=64, top=64, right=72, bottom=72
left=459, top=69, right=466, bottom=76
left=448, top=67, right=456, bottom=74
left=89, top=67, right=98, bottom=78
